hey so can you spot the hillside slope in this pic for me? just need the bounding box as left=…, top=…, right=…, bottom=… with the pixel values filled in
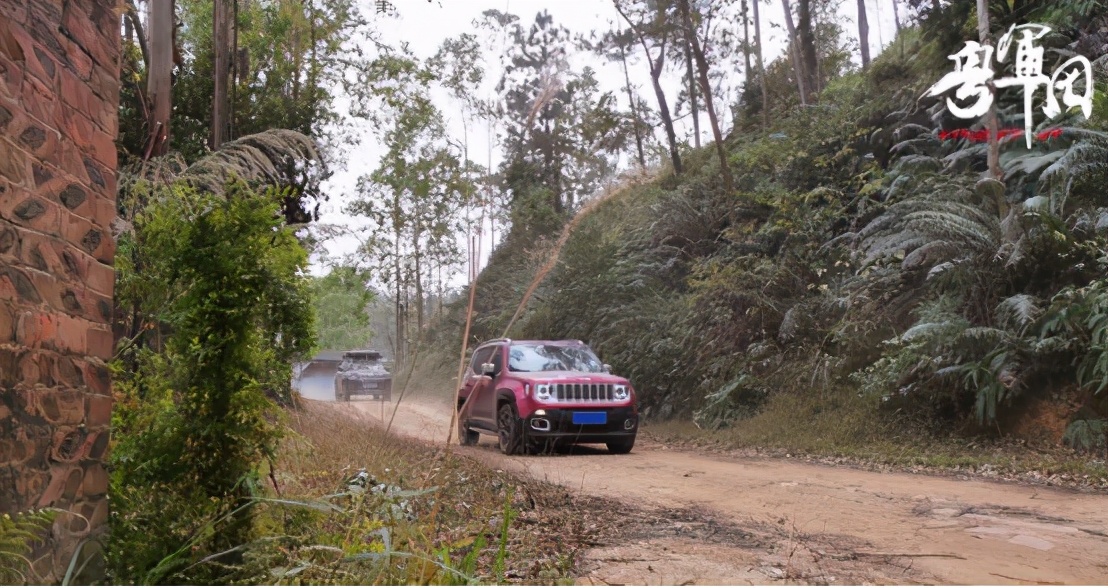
left=424, top=11, right=1108, bottom=459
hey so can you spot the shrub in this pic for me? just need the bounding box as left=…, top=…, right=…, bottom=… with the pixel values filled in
left=109, top=180, right=314, bottom=583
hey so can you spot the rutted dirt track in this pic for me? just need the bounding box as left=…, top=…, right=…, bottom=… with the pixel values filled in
left=301, top=381, right=1108, bottom=584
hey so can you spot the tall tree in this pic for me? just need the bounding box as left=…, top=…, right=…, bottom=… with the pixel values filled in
left=741, top=0, right=753, bottom=78
left=211, top=0, right=232, bottom=149
left=752, top=0, right=769, bottom=126
left=977, top=0, right=1002, bottom=182
left=857, top=0, right=871, bottom=69
left=312, top=266, right=375, bottom=351
left=892, top=0, right=902, bottom=33
left=779, top=0, right=810, bottom=105
left=677, top=0, right=734, bottom=192
left=484, top=10, right=628, bottom=231
left=618, top=32, right=650, bottom=168
left=147, top=0, right=175, bottom=157
left=797, top=0, right=820, bottom=97
left=348, top=44, right=482, bottom=360
left=674, top=1, right=738, bottom=151
left=587, top=26, right=653, bottom=168
left=429, top=33, right=489, bottom=306
left=684, top=35, right=701, bottom=148
left=162, top=0, right=376, bottom=223
left=613, top=0, right=684, bottom=175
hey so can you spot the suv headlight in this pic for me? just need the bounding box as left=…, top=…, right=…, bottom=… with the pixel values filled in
left=613, top=384, right=630, bottom=401
left=535, top=384, right=552, bottom=401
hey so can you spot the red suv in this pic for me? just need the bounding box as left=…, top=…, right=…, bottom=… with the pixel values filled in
left=456, top=339, right=639, bottom=454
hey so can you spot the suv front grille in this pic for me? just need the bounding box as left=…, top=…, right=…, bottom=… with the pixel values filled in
left=342, top=379, right=387, bottom=391
left=554, top=383, right=614, bottom=403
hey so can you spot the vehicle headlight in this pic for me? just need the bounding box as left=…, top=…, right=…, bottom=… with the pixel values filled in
left=535, top=384, right=552, bottom=401
left=613, top=385, right=630, bottom=401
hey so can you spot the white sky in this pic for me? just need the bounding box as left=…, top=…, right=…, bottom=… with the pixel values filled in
left=310, top=0, right=902, bottom=283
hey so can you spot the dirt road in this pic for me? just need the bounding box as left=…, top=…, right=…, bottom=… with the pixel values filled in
left=319, top=388, right=1108, bottom=585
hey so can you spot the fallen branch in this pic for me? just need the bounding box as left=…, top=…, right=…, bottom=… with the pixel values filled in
left=990, top=572, right=1062, bottom=585
left=599, top=557, right=660, bottom=563
left=847, top=551, right=966, bottom=560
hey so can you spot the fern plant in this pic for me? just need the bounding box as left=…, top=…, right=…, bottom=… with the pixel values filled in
left=0, top=509, right=56, bottom=584
left=854, top=292, right=1066, bottom=424
left=1044, top=278, right=1108, bottom=393
left=854, top=172, right=1002, bottom=272
left=1004, top=130, right=1108, bottom=218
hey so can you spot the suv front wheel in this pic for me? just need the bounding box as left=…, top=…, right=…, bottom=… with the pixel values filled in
left=606, top=437, right=635, bottom=454
left=459, top=427, right=480, bottom=446
left=497, top=403, right=525, bottom=455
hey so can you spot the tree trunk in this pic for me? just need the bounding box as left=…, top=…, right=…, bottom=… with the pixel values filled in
left=613, top=1, right=683, bottom=175
left=677, top=0, right=734, bottom=193
left=487, top=122, right=496, bottom=248
left=649, top=54, right=683, bottom=175
left=291, top=16, right=302, bottom=102
left=413, top=230, right=424, bottom=332
left=231, top=0, right=239, bottom=138
left=394, top=238, right=404, bottom=368
left=892, top=0, right=902, bottom=33
left=147, top=0, right=174, bottom=157
left=977, top=0, right=1002, bottom=183
left=797, top=0, right=819, bottom=97
left=779, top=0, right=809, bottom=105
left=685, top=40, right=700, bottom=148
left=617, top=38, right=647, bottom=168
left=857, top=0, right=871, bottom=69
left=741, top=0, right=753, bottom=80
left=542, top=115, right=565, bottom=215
left=125, top=2, right=149, bottom=72
left=752, top=0, right=769, bottom=127
left=212, top=0, right=231, bottom=149
left=124, top=11, right=133, bottom=44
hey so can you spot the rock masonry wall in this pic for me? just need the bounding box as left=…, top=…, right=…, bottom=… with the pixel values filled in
left=0, top=0, right=118, bottom=581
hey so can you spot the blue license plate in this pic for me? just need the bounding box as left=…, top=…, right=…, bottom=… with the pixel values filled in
left=572, top=411, right=607, bottom=425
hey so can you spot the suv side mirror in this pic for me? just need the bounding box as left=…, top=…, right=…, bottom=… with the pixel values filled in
left=481, top=362, right=496, bottom=377
left=603, top=364, right=612, bottom=373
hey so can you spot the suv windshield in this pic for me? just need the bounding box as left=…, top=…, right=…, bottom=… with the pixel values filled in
left=339, top=353, right=388, bottom=374
left=508, top=343, right=604, bottom=373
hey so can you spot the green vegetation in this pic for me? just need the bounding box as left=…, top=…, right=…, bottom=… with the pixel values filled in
left=107, top=0, right=378, bottom=580
left=95, top=0, right=1108, bottom=584
left=110, top=175, right=315, bottom=583
left=430, top=2, right=1108, bottom=464
left=311, top=266, right=376, bottom=351
left=106, top=1, right=589, bottom=582
left=0, top=510, right=56, bottom=584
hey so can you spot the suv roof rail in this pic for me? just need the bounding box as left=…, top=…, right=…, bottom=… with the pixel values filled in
left=483, top=338, right=512, bottom=344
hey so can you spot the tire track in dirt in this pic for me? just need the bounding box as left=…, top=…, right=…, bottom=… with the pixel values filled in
left=334, top=394, right=1108, bottom=585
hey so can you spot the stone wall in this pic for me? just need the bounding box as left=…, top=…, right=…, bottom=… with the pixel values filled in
left=0, top=0, right=118, bottom=582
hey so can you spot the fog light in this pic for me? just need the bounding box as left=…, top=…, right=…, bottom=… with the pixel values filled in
left=624, top=418, right=635, bottom=430
left=533, top=409, right=546, bottom=416
left=531, top=418, right=551, bottom=432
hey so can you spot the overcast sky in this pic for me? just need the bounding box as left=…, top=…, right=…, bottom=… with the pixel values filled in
left=311, top=0, right=902, bottom=281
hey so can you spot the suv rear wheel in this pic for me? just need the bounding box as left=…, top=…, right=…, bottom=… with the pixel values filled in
left=497, top=403, right=525, bottom=455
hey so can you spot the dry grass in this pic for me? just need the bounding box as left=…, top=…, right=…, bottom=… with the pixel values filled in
left=644, top=389, right=1108, bottom=490
left=280, top=402, right=453, bottom=495
left=269, top=400, right=602, bottom=584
